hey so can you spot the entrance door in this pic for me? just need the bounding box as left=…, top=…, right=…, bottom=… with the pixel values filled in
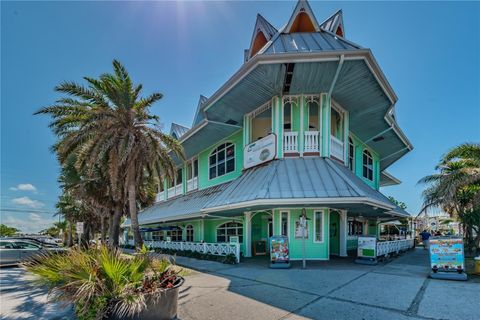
left=330, top=211, right=340, bottom=255
left=268, top=218, right=273, bottom=238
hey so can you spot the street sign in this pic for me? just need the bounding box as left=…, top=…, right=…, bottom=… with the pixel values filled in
left=76, top=222, right=84, bottom=234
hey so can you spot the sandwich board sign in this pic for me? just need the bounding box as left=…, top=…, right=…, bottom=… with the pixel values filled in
left=355, top=236, right=377, bottom=265
left=429, top=236, right=467, bottom=281
left=269, top=236, right=290, bottom=269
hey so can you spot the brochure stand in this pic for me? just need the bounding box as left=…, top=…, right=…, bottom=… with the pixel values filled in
left=355, top=236, right=378, bottom=265
left=269, top=236, right=291, bottom=269
left=429, top=236, right=467, bottom=281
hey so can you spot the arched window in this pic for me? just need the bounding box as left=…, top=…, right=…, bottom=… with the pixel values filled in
left=348, top=137, right=355, bottom=172
left=216, top=222, right=243, bottom=243
left=209, top=142, right=235, bottom=179
left=362, top=150, right=373, bottom=181
left=186, top=225, right=194, bottom=242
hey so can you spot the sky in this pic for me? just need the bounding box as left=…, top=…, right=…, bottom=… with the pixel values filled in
left=1, top=1, right=479, bottom=233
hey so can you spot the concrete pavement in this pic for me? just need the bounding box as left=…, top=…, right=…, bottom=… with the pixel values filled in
left=1, top=249, right=478, bottom=320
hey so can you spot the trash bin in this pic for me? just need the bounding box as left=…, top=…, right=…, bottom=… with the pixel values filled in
left=474, top=257, right=480, bottom=274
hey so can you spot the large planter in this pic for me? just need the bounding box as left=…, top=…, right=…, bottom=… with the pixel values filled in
left=108, top=277, right=184, bottom=320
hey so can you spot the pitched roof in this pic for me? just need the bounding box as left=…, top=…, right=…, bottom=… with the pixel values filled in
left=192, top=95, right=208, bottom=126
left=246, top=14, right=278, bottom=60
left=170, top=123, right=190, bottom=140
left=320, top=9, right=345, bottom=37
left=284, top=0, right=320, bottom=33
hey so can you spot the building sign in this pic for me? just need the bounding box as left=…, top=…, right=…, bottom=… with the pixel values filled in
left=76, top=222, right=84, bottom=234
left=270, top=236, right=289, bottom=263
left=244, top=134, right=276, bottom=169
left=357, top=236, right=376, bottom=258
left=429, top=237, right=465, bottom=272
left=295, top=219, right=309, bottom=239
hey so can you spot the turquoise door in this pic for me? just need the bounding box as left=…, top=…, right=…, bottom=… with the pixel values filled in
left=330, top=211, right=340, bottom=255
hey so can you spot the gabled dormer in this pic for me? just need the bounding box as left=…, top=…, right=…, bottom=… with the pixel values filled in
left=170, top=123, right=190, bottom=140
left=246, top=14, right=278, bottom=60
left=320, top=9, right=345, bottom=37
left=284, top=0, right=320, bottom=33
left=192, top=95, right=208, bottom=126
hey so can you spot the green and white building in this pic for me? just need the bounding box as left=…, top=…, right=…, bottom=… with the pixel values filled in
left=124, top=0, right=413, bottom=262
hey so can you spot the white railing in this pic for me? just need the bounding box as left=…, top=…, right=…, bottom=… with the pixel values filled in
left=330, top=135, right=344, bottom=160
left=283, top=132, right=298, bottom=153
left=304, top=131, right=320, bottom=153
left=186, top=177, right=198, bottom=192
left=167, top=185, right=183, bottom=199
left=376, top=239, right=414, bottom=257
left=156, top=191, right=165, bottom=202
left=142, top=240, right=241, bottom=263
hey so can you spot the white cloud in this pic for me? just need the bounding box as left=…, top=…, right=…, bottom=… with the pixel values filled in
left=11, top=196, right=44, bottom=209
left=10, top=183, right=37, bottom=193
left=2, top=213, right=55, bottom=234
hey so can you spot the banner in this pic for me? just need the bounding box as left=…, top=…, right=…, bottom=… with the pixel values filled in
left=270, top=236, right=289, bottom=263
left=357, top=236, right=376, bottom=258
left=429, top=237, right=465, bottom=272
left=244, top=134, right=276, bottom=169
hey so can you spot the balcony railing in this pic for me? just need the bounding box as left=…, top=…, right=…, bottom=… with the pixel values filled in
left=330, top=135, right=344, bottom=160
left=186, top=177, right=198, bottom=192
left=304, top=131, right=320, bottom=153
left=155, top=191, right=165, bottom=202
left=167, top=184, right=183, bottom=199
left=283, top=132, right=298, bottom=153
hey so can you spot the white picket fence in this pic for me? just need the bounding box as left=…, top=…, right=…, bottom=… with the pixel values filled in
left=128, top=240, right=241, bottom=263
left=376, top=239, right=414, bottom=257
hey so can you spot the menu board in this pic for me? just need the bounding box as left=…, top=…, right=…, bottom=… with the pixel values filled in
left=357, top=236, right=376, bottom=258
left=270, top=236, right=289, bottom=263
left=429, top=237, right=465, bottom=272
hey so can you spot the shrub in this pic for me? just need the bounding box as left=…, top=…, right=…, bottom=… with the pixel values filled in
left=153, top=248, right=238, bottom=264
left=24, top=246, right=183, bottom=320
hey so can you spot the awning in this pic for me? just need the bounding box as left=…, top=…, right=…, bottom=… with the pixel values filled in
left=139, top=226, right=182, bottom=232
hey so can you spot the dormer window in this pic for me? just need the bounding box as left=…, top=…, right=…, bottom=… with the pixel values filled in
left=209, top=142, right=235, bottom=179
left=362, top=150, right=373, bottom=181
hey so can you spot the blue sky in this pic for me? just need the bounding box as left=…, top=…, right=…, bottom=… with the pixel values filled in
left=1, top=1, right=479, bottom=233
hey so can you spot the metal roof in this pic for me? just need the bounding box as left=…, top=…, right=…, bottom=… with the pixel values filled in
left=170, top=123, right=190, bottom=140
left=128, top=158, right=409, bottom=226
left=192, top=95, right=208, bottom=126
left=262, top=32, right=359, bottom=55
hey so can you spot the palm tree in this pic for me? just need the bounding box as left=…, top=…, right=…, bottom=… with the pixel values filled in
left=419, top=143, right=480, bottom=253
left=36, top=60, right=184, bottom=249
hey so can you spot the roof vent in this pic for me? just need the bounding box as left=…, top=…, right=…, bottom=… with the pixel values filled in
left=225, top=119, right=238, bottom=126
left=373, top=136, right=384, bottom=142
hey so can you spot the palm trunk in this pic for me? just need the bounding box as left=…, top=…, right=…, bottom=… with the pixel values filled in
left=67, top=219, right=73, bottom=247
left=128, top=180, right=143, bottom=250
left=101, top=214, right=107, bottom=244
left=109, top=205, right=122, bottom=248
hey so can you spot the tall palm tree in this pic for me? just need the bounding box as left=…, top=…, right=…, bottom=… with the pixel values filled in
left=419, top=143, right=480, bottom=253
left=36, top=60, right=184, bottom=249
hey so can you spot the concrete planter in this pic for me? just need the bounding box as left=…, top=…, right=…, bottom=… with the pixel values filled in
left=108, top=277, right=184, bottom=320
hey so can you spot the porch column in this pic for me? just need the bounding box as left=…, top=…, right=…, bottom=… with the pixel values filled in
left=200, top=219, right=205, bottom=242
left=244, top=211, right=252, bottom=257
left=339, top=210, right=348, bottom=257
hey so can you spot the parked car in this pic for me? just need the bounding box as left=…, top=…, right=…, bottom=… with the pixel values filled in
left=0, top=239, right=67, bottom=266
left=2, top=236, right=60, bottom=248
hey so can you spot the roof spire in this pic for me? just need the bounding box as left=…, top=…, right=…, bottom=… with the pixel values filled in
left=246, top=13, right=278, bottom=61
left=284, top=0, right=320, bottom=33
left=320, top=9, right=345, bottom=37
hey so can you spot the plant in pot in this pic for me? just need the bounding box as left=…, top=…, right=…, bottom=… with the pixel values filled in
left=24, top=245, right=184, bottom=320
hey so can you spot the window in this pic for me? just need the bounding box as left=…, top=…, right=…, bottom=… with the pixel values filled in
left=348, top=221, right=364, bottom=236
left=348, top=137, right=355, bottom=172
left=330, top=107, right=343, bottom=140
left=152, top=231, right=164, bottom=241
left=216, top=222, right=243, bottom=243
left=166, top=229, right=183, bottom=242
left=281, top=211, right=289, bottom=237
left=314, top=211, right=323, bottom=242
left=187, top=159, right=198, bottom=180
left=14, top=241, right=41, bottom=249
left=209, top=142, right=235, bottom=179
left=186, top=225, right=194, bottom=242
left=307, top=101, right=320, bottom=131
left=283, top=102, right=292, bottom=131
left=362, top=150, right=374, bottom=181
left=0, top=241, right=14, bottom=249
left=176, top=168, right=183, bottom=185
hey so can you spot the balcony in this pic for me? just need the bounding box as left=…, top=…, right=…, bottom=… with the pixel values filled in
left=283, top=132, right=298, bottom=154
left=167, top=184, right=183, bottom=199
left=186, top=177, right=198, bottom=192
left=330, top=135, right=344, bottom=160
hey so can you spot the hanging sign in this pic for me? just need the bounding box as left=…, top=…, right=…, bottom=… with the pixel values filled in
left=357, top=236, right=376, bottom=258
left=270, top=236, right=289, bottom=263
left=244, top=134, right=276, bottom=169
left=76, top=222, right=84, bottom=234
left=294, top=219, right=309, bottom=239
left=429, top=237, right=465, bottom=273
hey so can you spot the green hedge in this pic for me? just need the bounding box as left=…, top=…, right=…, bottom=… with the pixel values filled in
left=153, top=248, right=238, bottom=264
